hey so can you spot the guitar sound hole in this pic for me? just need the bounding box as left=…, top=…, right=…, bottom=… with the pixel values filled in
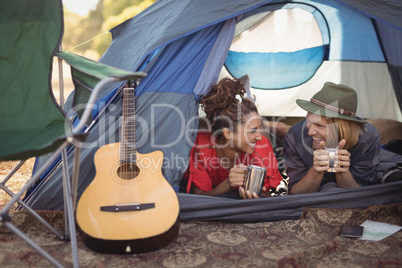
left=117, top=163, right=140, bottom=180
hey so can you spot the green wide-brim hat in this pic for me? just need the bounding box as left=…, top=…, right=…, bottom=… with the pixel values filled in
left=296, top=82, right=366, bottom=123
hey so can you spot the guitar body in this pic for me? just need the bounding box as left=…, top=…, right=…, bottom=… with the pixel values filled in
left=76, top=142, right=180, bottom=254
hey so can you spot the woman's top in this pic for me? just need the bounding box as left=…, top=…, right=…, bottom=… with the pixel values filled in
left=183, top=131, right=283, bottom=193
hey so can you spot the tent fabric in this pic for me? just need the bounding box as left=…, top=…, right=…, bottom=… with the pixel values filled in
left=234, top=3, right=330, bottom=46
left=374, top=20, right=402, bottom=109
left=57, top=51, right=145, bottom=119
left=98, top=0, right=402, bottom=110
left=178, top=181, right=402, bottom=223
left=221, top=61, right=400, bottom=120
left=221, top=0, right=401, bottom=119
left=328, top=0, right=402, bottom=113
left=193, top=19, right=237, bottom=96
left=25, top=0, right=402, bottom=221
left=335, top=0, right=402, bottom=30
left=134, top=21, right=230, bottom=97
left=234, top=1, right=385, bottom=61
left=99, top=0, right=271, bottom=99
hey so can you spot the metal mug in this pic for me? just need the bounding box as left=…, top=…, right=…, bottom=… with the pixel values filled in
left=326, top=148, right=338, bottom=172
left=244, top=165, right=266, bottom=195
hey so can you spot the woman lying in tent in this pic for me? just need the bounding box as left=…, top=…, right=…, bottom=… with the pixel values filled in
left=182, top=77, right=283, bottom=199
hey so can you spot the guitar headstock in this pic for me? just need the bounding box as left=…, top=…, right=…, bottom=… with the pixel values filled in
left=125, top=80, right=137, bottom=89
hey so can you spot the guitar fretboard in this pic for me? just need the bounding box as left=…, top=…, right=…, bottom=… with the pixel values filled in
left=120, top=87, right=136, bottom=164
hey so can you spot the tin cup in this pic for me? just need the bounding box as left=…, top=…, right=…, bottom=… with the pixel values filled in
left=244, top=165, right=267, bottom=195
left=326, top=148, right=338, bottom=172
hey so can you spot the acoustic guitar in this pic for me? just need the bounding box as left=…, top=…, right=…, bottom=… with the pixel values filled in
left=76, top=84, right=180, bottom=254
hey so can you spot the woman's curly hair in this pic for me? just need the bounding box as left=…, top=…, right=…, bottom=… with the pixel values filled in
left=200, top=77, right=258, bottom=143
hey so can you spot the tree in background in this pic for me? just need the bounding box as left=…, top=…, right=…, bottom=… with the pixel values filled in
left=63, top=0, right=155, bottom=59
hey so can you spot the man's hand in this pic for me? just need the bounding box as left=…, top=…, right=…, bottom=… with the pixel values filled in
left=313, top=141, right=330, bottom=173
left=335, top=139, right=351, bottom=173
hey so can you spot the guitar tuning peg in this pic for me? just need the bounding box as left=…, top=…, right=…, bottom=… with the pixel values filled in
left=125, top=245, right=131, bottom=253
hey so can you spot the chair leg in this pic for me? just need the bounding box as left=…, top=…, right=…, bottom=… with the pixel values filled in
left=1, top=160, right=26, bottom=183
left=61, top=147, right=80, bottom=268
left=61, top=148, right=71, bottom=237
left=1, top=181, right=65, bottom=240
left=0, top=166, right=65, bottom=267
left=0, top=142, right=79, bottom=267
left=62, top=174, right=79, bottom=268
left=71, top=146, right=82, bottom=210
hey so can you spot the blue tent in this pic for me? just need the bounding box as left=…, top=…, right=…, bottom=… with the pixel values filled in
left=25, top=0, right=402, bottom=221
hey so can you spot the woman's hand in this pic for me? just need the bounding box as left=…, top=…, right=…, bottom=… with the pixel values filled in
left=239, top=186, right=266, bottom=199
left=228, top=164, right=267, bottom=199
left=227, top=164, right=247, bottom=189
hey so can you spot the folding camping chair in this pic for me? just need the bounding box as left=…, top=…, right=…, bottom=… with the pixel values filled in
left=0, top=0, right=146, bottom=267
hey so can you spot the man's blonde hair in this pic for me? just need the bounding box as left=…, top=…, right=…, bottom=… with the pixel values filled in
left=326, top=117, right=365, bottom=149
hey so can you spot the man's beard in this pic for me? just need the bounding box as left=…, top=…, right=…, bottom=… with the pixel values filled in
left=311, top=139, right=323, bottom=151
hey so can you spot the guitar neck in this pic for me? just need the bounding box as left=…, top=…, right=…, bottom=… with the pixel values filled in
left=121, top=87, right=136, bottom=164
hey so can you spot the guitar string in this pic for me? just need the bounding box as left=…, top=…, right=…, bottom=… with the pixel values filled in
left=130, top=88, right=135, bottom=179
left=122, top=87, right=127, bottom=178
left=124, top=87, right=135, bottom=179
left=121, top=87, right=124, bottom=177
left=130, top=88, right=134, bottom=179
left=121, top=87, right=136, bottom=179
left=122, top=87, right=124, bottom=176
left=125, top=87, right=127, bottom=178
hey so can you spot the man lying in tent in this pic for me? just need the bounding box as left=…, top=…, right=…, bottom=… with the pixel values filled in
left=182, top=77, right=283, bottom=199
left=283, top=82, right=381, bottom=194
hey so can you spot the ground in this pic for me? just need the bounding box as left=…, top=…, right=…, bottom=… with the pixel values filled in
left=0, top=159, right=34, bottom=209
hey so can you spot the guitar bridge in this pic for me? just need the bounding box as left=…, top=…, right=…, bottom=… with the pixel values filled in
left=100, top=202, right=155, bottom=212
